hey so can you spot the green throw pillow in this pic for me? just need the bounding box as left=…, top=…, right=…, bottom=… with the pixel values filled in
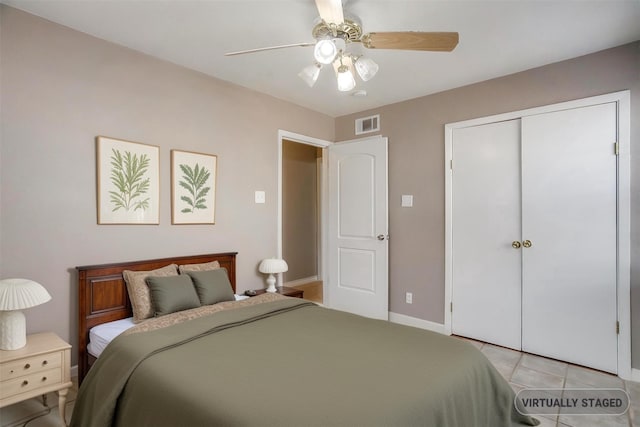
left=146, top=275, right=201, bottom=317
left=185, top=268, right=235, bottom=305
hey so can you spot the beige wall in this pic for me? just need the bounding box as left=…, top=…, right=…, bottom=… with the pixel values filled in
left=0, top=6, right=334, bottom=363
left=282, top=140, right=319, bottom=282
left=2, top=5, right=638, bottom=371
left=335, top=42, right=640, bottom=369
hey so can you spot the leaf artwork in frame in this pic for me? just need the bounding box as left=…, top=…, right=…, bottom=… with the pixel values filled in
left=171, top=150, right=217, bottom=224
left=178, top=163, right=211, bottom=213
left=109, top=149, right=151, bottom=212
left=96, top=136, right=160, bottom=224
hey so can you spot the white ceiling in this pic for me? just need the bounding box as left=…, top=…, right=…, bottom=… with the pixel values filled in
left=3, top=0, right=640, bottom=117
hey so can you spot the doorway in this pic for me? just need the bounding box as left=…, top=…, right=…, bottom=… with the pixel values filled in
left=277, top=131, right=331, bottom=304
left=282, top=139, right=322, bottom=302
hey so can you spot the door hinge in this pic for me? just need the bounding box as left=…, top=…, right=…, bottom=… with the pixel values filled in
left=614, top=142, right=619, bottom=156
left=450, top=302, right=453, bottom=312
left=450, top=160, right=453, bottom=170
left=616, top=321, right=620, bottom=334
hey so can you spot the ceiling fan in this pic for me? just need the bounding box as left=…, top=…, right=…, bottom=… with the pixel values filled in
left=225, top=0, right=459, bottom=92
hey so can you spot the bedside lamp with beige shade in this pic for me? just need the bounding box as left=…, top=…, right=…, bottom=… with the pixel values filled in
left=258, top=258, right=288, bottom=293
left=0, top=278, right=52, bottom=350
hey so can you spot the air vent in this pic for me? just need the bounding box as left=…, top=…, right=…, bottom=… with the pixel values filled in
left=355, top=114, right=380, bottom=135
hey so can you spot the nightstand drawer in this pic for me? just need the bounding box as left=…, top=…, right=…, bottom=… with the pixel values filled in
left=0, top=351, right=62, bottom=381
left=0, top=367, right=62, bottom=400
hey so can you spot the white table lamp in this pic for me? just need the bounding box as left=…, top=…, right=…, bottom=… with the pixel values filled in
left=0, top=278, right=52, bottom=350
left=258, top=258, right=288, bottom=293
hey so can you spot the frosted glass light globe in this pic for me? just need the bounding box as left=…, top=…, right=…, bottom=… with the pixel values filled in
left=314, top=40, right=337, bottom=65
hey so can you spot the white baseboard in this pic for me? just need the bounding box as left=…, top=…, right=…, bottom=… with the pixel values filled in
left=389, top=312, right=446, bottom=335
left=631, top=368, right=640, bottom=383
left=284, top=276, right=318, bottom=287
left=71, top=364, right=78, bottom=379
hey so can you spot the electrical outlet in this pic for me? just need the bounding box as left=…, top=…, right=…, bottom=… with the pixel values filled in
left=405, top=292, right=413, bottom=304
left=255, top=191, right=266, bottom=204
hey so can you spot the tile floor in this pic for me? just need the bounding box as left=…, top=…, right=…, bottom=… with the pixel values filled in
left=1, top=336, right=637, bottom=427
left=455, top=335, right=639, bottom=427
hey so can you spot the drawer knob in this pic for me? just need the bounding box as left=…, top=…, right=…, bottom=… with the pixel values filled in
left=42, top=376, right=47, bottom=381
left=42, top=360, right=48, bottom=366
left=24, top=363, right=31, bottom=369
left=22, top=380, right=29, bottom=386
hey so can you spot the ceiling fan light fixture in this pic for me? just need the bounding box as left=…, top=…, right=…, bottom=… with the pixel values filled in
left=298, top=63, right=322, bottom=87
left=336, top=64, right=356, bottom=92
left=226, top=1, right=460, bottom=97
left=314, top=39, right=337, bottom=65
left=354, top=56, right=379, bottom=82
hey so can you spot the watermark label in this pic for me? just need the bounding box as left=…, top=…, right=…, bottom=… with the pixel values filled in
left=515, top=388, right=630, bottom=416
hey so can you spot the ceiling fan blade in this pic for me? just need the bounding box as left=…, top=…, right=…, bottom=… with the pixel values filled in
left=225, top=42, right=315, bottom=56
left=362, top=32, right=459, bottom=52
left=315, top=0, right=344, bottom=25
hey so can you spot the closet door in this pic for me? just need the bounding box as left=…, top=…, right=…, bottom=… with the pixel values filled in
left=521, top=103, right=618, bottom=373
left=451, top=120, right=522, bottom=350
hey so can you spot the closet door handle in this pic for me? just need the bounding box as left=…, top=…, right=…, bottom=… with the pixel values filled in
left=523, top=240, right=532, bottom=248
left=512, top=241, right=521, bottom=249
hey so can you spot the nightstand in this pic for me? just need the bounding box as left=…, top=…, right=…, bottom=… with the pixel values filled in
left=0, top=332, right=72, bottom=426
left=251, top=286, right=304, bottom=299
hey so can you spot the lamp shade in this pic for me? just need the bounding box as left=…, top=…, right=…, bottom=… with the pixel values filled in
left=0, top=278, right=52, bottom=310
left=298, top=63, right=321, bottom=87
left=258, top=258, right=288, bottom=274
left=355, top=56, right=379, bottom=82
left=337, top=65, right=356, bottom=92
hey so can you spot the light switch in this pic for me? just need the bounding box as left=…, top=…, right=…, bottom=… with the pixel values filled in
left=401, top=195, right=413, bottom=207
left=255, top=191, right=266, bottom=204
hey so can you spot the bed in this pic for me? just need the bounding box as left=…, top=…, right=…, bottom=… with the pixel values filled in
left=73, top=252, right=539, bottom=427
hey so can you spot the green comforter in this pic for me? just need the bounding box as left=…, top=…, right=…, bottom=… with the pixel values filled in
left=71, top=297, right=538, bottom=427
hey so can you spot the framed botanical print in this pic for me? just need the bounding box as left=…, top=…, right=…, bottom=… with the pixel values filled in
left=171, top=150, right=217, bottom=224
left=96, top=136, right=160, bottom=224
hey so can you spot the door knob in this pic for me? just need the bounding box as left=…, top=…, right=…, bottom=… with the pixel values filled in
left=523, top=240, right=532, bottom=248
left=512, top=241, right=521, bottom=249
left=377, top=234, right=386, bottom=241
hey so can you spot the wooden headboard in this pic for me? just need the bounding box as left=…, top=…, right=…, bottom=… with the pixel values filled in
left=76, top=252, right=237, bottom=382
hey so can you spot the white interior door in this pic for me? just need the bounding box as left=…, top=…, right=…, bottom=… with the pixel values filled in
left=521, top=103, right=618, bottom=373
left=327, top=136, right=388, bottom=319
left=451, top=120, right=522, bottom=350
